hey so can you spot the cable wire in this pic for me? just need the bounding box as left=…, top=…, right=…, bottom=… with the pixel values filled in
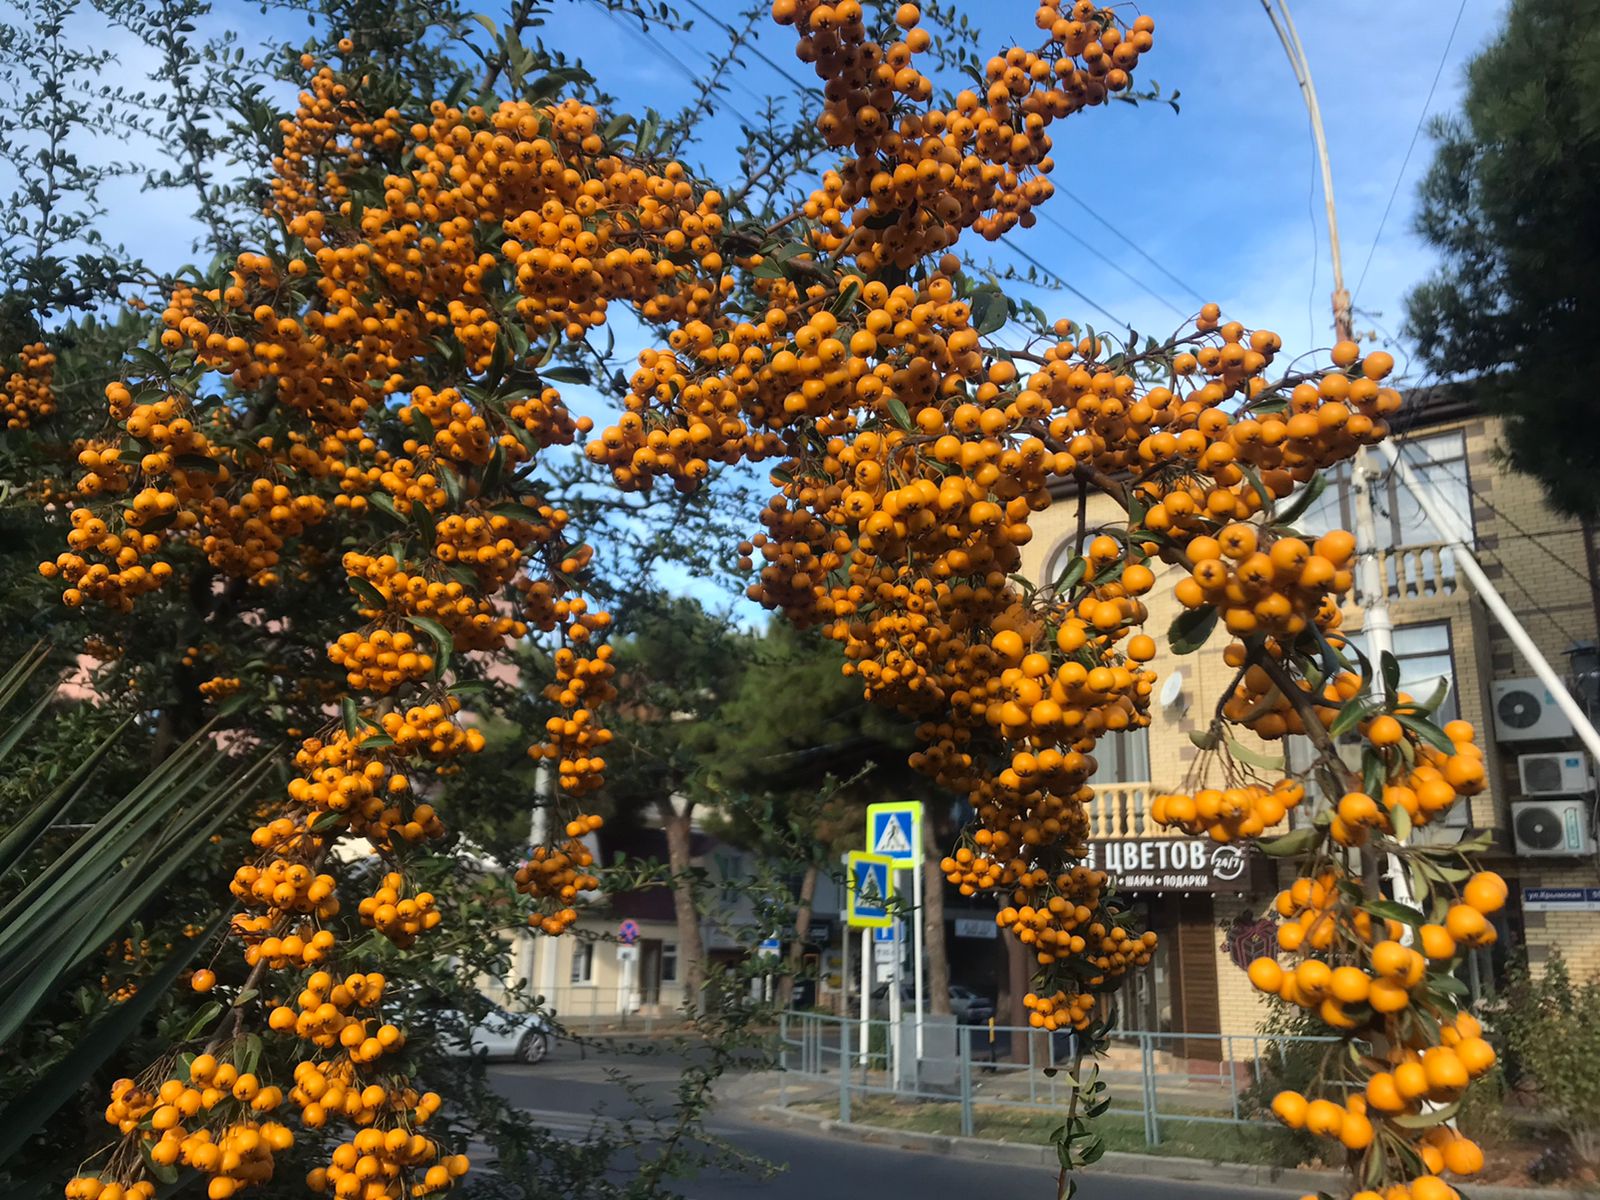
left=1352, top=0, right=1469, bottom=301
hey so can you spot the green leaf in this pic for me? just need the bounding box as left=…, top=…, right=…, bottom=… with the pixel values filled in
left=369, top=493, right=405, bottom=524
left=1259, top=827, right=1319, bottom=857
left=1380, top=651, right=1402, bottom=703
left=1189, top=729, right=1220, bottom=751
left=1361, top=898, right=1428, bottom=927
left=1394, top=712, right=1456, bottom=755
left=886, top=398, right=913, bottom=432
left=1391, top=1099, right=1460, bottom=1130
left=1226, top=737, right=1284, bottom=771
left=347, top=576, right=386, bottom=609
left=0, top=910, right=229, bottom=1165
left=1238, top=463, right=1272, bottom=519
left=1273, top=473, right=1327, bottom=529
left=341, top=697, right=360, bottom=737
left=183, top=1001, right=224, bottom=1040
left=1330, top=697, right=1382, bottom=738
left=405, top=616, right=454, bottom=676
left=1167, top=606, right=1218, bottom=655
left=542, top=365, right=590, bottom=385
left=1390, top=800, right=1412, bottom=842
left=173, top=453, right=219, bottom=476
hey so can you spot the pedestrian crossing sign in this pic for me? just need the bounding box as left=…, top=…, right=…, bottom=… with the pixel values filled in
left=846, top=851, right=894, bottom=928
left=867, top=801, right=922, bottom=866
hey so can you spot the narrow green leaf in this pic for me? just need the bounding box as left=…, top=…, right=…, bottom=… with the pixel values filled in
left=405, top=616, right=454, bottom=676
left=1259, top=827, right=1319, bottom=858
left=1167, top=606, right=1218, bottom=655
left=0, top=911, right=230, bottom=1165
left=886, top=398, right=913, bottom=431
left=1394, top=712, right=1456, bottom=755
left=1226, top=737, right=1284, bottom=771
left=347, top=576, right=386, bottom=609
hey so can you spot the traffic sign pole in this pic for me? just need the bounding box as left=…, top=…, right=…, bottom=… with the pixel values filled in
left=912, top=850, right=925, bottom=1059
left=858, top=926, right=871, bottom=1067
left=888, top=919, right=901, bottom=1089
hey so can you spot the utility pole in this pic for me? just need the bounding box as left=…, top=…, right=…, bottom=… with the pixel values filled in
left=1263, top=0, right=1405, bottom=903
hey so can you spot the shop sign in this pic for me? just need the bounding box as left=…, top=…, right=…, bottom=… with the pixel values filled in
left=1522, top=886, right=1600, bottom=912
left=954, top=917, right=998, bottom=940
left=1087, top=838, right=1253, bottom=893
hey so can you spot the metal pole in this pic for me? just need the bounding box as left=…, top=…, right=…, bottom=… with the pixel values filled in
left=1141, top=1032, right=1161, bottom=1146
left=840, top=918, right=850, bottom=1018
left=859, top=927, right=871, bottom=1069
left=912, top=818, right=926, bottom=1060
left=959, top=1027, right=974, bottom=1137
left=531, top=760, right=560, bottom=1004
left=888, top=922, right=901, bottom=1091
left=1378, top=442, right=1600, bottom=763
left=839, top=1016, right=852, bottom=1123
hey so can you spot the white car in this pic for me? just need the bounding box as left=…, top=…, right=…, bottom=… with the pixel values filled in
left=434, top=1001, right=552, bottom=1064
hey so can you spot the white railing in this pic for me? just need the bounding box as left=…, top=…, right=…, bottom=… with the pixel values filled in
left=1086, top=783, right=1158, bottom=839
left=1375, top=542, right=1459, bottom=602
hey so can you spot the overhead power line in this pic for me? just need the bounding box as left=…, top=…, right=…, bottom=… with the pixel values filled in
left=1033, top=207, right=1188, bottom=319
left=1352, top=0, right=1469, bottom=300
left=1050, top=184, right=1209, bottom=305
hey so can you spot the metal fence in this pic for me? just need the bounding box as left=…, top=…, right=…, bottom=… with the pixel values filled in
left=774, top=1009, right=1340, bottom=1146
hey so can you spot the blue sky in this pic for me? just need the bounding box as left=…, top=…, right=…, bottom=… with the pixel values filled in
left=15, top=0, right=1504, bottom=612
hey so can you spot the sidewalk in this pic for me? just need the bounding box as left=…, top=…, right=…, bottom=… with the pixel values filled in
left=730, top=1073, right=1595, bottom=1200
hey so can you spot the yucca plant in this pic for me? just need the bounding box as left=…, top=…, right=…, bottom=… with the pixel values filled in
left=0, top=643, right=276, bottom=1168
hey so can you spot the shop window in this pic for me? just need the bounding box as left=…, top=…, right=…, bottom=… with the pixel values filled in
left=570, top=941, right=594, bottom=985
left=661, top=942, right=678, bottom=984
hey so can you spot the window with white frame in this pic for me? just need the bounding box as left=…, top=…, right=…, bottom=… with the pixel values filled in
left=570, top=940, right=594, bottom=985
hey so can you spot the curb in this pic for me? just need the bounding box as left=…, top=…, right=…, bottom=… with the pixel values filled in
left=752, top=1102, right=1593, bottom=1200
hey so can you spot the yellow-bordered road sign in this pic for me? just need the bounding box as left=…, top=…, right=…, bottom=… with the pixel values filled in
left=866, top=801, right=922, bottom=866
left=846, top=851, right=895, bottom=928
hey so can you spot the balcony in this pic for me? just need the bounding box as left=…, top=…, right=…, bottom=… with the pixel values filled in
left=1372, top=542, right=1460, bottom=603
left=1087, top=782, right=1160, bottom=839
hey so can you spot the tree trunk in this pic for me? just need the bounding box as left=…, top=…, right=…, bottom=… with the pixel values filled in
left=1004, top=928, right=1031, bottom=1063
left=775, top=861, right=818, bottom=1010
left=658, top=798, right=707, bottom=1011
left=921, top=815, right=951, bottom=1015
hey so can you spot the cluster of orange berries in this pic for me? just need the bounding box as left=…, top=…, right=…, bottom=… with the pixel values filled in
left=1151, top=778, right=1306, bottom=843
left=535, top=607, right=615, bottom=795
left=230, top=859, right=340, bottom=916
left=995, top=867, right=1157, bottom=980
left=777, top=0, right=1152, bottom=269
left=357, top=872, right=441, bottom=948
left=1022, top=987, right=1096, bottom=1032
left=308, top=1130, right=465, bottom=1198
left=1175, top=525, right=1352, bottom=639
left=284, top=731, right=447, bottom=851
left=267, top=971, right=402, bottom=1066
left=1255, top=861, right=1507, bottom=1191
left=327, top=623, right=437, bottom=694
left=2, top=340, right=55, bottom=428
left=514, top=815, right=603, bottom=935
left=42, top=507, right=171, bottom=610
left=72, top=1058, right=296, bottom=1200
left=376, top=700, right=487, bottom=758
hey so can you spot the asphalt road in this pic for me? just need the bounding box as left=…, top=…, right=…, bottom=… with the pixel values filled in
left=485, top=1040, right=1283, bottom=1200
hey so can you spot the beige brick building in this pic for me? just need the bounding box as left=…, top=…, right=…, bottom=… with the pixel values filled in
left=1019, top=387, right=1600, bottom=1045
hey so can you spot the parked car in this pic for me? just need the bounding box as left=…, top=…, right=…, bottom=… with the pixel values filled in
left=427, top=999, right=553, bottom=1064
left=870, top=982, right=995, bottom=1024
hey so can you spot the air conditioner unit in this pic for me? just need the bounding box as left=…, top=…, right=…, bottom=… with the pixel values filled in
left=1511, top=799, right=1596, bottom=857
left=1518, top=752, right=1592, bottom=796
left=1492, top=678, right=1576, bottom=742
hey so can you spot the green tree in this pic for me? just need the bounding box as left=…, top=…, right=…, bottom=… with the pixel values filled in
left=1404, top=0, right=1600, bottom=518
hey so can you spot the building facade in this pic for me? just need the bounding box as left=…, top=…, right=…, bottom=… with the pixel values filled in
left=1017, top=389, right=1600, bottom=1043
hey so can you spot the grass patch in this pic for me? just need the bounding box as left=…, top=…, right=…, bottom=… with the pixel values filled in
left=800, top=1096, right=1314, bottom=1169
